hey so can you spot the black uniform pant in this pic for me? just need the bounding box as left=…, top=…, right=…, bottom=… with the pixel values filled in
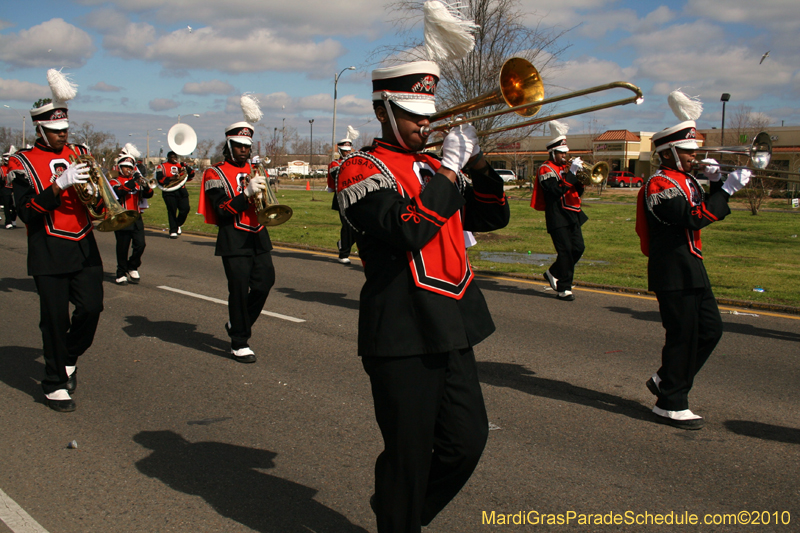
left=163, top=189, right=190, bottom=233
left=2, top=187, right=15, bottom=224
left=222, top=252, right=275, bottom=350
left=548, top=223, right=585, bottom=291
left=338, top=213, right=357, bottom=259
left=114, top=220, right=146, bottom=277
left=362, top=348, right=488, bottom=533
left=33, top=265, right=104, bottom=394
left=654, top=287, right=723, bottom=411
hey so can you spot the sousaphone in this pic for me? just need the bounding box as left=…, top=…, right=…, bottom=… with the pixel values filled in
left=162, top=123, right=198, bottom=191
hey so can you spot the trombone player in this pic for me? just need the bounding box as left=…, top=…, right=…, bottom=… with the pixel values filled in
left=7, top=70, right=103, bottom=412
left=532, top=121, right=587, bottom=301
left=198, top=110, right=275, bottom=364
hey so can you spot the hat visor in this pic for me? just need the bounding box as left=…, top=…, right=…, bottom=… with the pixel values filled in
left=40, top=120, right=69, bottom=131
left=228, top=136, right=253, bottom=146
left=552, top=145, right=570, bottom=152
left=392, top=99, right=436, bottom=117
left=339, top=146, right=352, bottom=151
left=657, top=139, right=699, bottom=152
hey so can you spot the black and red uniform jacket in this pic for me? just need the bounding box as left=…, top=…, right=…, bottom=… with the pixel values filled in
left=636, top=166, right=731, bottom=292
left=110, top=171, right=154, bottom=230
left=2, top=162, right=11, bottom=189
left=534, top=160, right=587, bottom=232
left=9, top=141, right=102, bottom=276
left=155, top=161, right=194, bottom=193
left=337, top=138, right=510, bottom=358
left=198, top=159, right=272, bottom=257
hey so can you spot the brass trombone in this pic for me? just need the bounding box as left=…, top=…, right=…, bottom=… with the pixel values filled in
left=693, top=132, right=800, bottom=183
left=420, top=57, right=643, bottom=147
left=570, top=158, right=610, bottom=186
left=248, top=163, right=293, bottom=226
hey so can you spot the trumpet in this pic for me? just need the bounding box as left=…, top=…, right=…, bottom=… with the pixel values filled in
left=419, top=57, right=643, bottom=147
left=248, top=163, right=293, bottom=226
left=70, top=154, right=140, bottom=232
left=569, top=158, right=609, bottom=186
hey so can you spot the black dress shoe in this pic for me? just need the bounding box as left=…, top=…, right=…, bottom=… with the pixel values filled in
left=369, top=494, right=377, bottom=516
left=66, top=370, right=77, bottom=394
left=47, top=398, right=76, bottom=412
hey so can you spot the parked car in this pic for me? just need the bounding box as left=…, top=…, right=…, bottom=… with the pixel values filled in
left=495, top=169, right=517, bottom=183
left=607, top=170, right=643, bottom=188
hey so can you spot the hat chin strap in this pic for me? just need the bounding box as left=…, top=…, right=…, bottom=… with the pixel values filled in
left=670, top=146, right=685, bottom=172
left=381, top=94, right=412, bottom=152
left=37, top=124, right=53, bottom=149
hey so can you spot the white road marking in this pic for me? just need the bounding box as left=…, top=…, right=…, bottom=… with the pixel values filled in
left=157, top=286, right=306, bottom=323
left=0, top=487, right=50, bottom=533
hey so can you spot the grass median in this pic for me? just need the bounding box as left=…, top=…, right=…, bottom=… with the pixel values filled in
left=141, top=183, right=800, bottom=309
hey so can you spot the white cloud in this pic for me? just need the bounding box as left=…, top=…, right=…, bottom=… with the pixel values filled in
left=685, top=0, right=800, bottom=32
left=0, top=18, right=94, bottom=68
left=149, top=98, right=180, bottom=112
left=103, top=22, right=158, bottom=59
left=182, top=80, right=235, bottom=95
left=0, top=77, right=51, bottom=102
left=90, top=82, right=122, bottom=92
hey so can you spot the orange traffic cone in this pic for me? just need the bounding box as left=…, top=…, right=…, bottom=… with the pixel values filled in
left=306, top=181, right=310, bottom=191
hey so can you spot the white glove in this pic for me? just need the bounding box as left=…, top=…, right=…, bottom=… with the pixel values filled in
left=440, top=124, right=479, bottom=173
left=55, top=162, right=90, bottom=190
left=722, top=168, right=751, bottom=196
left=569, top=157, right=583, bottom=175
left=700, top=158, right=721, bottom=182
left=325, top=187, right=335, bottom=193
left=244, top=176, right=266, bottom=197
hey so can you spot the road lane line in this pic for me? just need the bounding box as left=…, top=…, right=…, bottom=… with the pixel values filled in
left=157, top=286, right=306, bottom=323
left=0, top=488, right=50, bottom=533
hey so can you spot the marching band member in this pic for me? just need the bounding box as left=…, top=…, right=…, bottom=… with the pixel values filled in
left=2, top=147, right=17, bottom=229
left=531, top=120, right=586, bottom=301
left=110, top=144, right=153, bottom=285
left=198, top=95, right=275, bottom=364
left=636, top=91, right=750, bottom=430
left=327, top=127, right=359, bottom=264
left=337, top=58, right=509, bottom=532
left=155, top=150, right=194, bottom=238
left=8, top=70, right=103, bottom=412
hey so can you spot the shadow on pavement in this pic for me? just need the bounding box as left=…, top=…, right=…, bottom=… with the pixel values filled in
left=123, top=316, right=230, bottom=359
left=474, top=278, right=553, bottom=300
left=133, top=430, right=368, bottom=533
left=273, top=249, right=365, bottom=271
left=275, top=287, right=359, bottom=310
left=0, top=277, right=38, bottom=294
left=724, top=420, right=800, bottom=445
left=0, top=346, right=46, bottom=404
left=478, top=361, right=650, bottom=422
left=605, top=306, right=800, bottom=342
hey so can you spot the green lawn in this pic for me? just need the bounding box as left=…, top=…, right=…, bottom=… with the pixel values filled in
left=142, top=184, right=800, bottom=308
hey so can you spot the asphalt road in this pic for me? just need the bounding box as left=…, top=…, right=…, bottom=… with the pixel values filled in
left=1, top=225, right=798, bottom=533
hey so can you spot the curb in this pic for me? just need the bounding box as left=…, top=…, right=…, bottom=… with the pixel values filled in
left=144, top=225, right=799, bottom=316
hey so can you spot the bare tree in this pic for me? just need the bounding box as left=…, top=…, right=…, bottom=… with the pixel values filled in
left=375, top=0, right=572, bottom=151
left=195, top=139, right=216, bottom=160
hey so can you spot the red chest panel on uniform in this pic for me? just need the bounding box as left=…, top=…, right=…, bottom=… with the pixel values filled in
left=215, top=161, right=262, bottom=232
left=540, top=162, right=581, bottom=211
left=11, top=144, right=93, bottom=240
left=338, top=143, right=472, bottom=299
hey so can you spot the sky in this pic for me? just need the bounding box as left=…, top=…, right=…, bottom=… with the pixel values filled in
left=2, top=0, right=800, bottom=156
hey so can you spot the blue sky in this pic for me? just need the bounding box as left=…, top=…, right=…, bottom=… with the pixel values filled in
left=2, top=0, right=799, bottom=155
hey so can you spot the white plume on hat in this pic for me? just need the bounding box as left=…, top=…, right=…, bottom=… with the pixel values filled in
left=121, top=143, right=141, bottom=159
left=423, top=0, right=479, bottom=62
left=668, top=89, right=703, bottom=121
left=346, top=125, right=360, bottom=142
left=240, top=93, right=263, bottom=123
left=46, top=68, right=78, bottom=102
left=549, top=120, right=569, bottom=137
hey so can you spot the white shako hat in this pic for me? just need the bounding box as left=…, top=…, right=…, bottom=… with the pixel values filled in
left=372, top=61, right=441, bottom=116
left=115, top=143, right=141, bottom=167
left=652, top=120, right=699, bottom=152
left=225, top=122, right=255, bottom=146
left=337, top=125, right=360, bottom=152
left=546, top=120, right=570, bottom=152
left=31, top=69, right=78, bottom=132
left=225, top=93, right=262, bottom=147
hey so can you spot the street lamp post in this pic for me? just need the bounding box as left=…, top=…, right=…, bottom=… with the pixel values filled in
left=720, top=93, right=731, bottom=146
left=177, top=113, right=200, bottom=123
left=309, top=119, right=314, bottom=172
left=331, top=66, right=356, bottom=160
left=4, top=105, right=25, bottom=147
